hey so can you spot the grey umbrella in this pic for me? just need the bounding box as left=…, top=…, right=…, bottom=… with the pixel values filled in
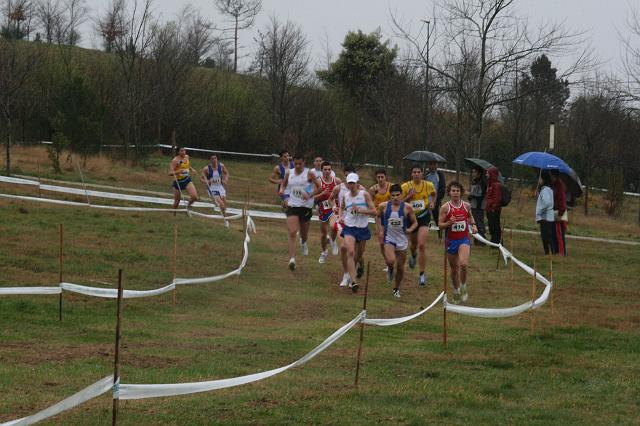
left=464, top=158, right=494, bottom=171
left=403, top=150, right=447, bottom=163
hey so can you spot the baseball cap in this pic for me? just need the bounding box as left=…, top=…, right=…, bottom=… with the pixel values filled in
left=346, top=173, right=359, bottom=183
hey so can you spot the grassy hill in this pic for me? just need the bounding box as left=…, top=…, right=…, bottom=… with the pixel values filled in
left=0, top=147, right=638, bottom=424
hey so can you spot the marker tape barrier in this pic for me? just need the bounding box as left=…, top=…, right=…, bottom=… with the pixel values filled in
left=0, top=217, right=255, bottom=299
left=119, top=311, right=365, bottom=400
left=1, top=376, right=114, bottom=426
left=363, top=292, right=444, bottom=326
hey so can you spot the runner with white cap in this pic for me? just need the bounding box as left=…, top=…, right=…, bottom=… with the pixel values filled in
left=338, top=172, right=376, bottom=292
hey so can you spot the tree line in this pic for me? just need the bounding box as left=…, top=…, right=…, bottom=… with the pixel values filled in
left=1, top=0, right=639, bottom=218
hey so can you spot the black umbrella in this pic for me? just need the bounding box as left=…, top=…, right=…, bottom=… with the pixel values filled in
left=403, top=150, right=447, bottom=163
left=464, top=158, right=494, bottom=171
left=561, top=168, right=583, bottom=199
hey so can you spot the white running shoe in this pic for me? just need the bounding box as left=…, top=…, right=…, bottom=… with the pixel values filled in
left=393, top=288, right=401, bottom=299
left=452, top=290, right=461, bottom=304
left=319, top=251, right=328, bottom=264
left=382, top=266, right=389, bottom=272
left=339, top=273, right=351, bottom=287
left=224, top=220, right=229, bottom=229
left=461, top=284, right=469, bottom=302
left=330, top=239, right=339, bottom=256
left=288, top=258, right=296, bottom=271
left=302, top=242, right=309, bottom=256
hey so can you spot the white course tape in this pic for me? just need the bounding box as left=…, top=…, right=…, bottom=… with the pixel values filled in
left=363, top=292, right=444, bottom=326
left=118, top=311, right=365, bottom=400
left=1, top=376, right=114, bottom=426
left=60, top=282, right=176, bottom=299
left=0, top=286, right=62, bottom=295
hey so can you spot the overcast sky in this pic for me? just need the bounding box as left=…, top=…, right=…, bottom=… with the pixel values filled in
left=84, top=0, right=633, bottom=77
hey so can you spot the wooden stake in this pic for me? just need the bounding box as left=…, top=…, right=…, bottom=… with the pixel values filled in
left=549, top=256, right=554, bottom=315
left=443, top=238, right=448, bottom=348
left=112, top=269, right=124, bottom=426
left=36, top=160, right=42, bottom=197
left=172, top=223, right=177, bottom=308
left=496, top=222, right=505, bottom=269
left=59, top=224, right=63, bottom=321
left=530, top=257, right=536, bottom=334
left=510, top=229, right=514, bottom=283
left=354, top=261, right=370, bottom=388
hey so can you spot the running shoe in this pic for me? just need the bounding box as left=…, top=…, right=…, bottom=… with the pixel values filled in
left=350, top=281, right=359, bottom=293
left=382, top=266, right=389, bottom=272
left=386, top=266, right=394, bottom=284
left=330, top=239, right=339, bottom=256
left=288, top=258, right=296, bottom=271
left=302, top=242, right=309, bottom=256
left=339, top=273, right=351, bottom=287
left=419, top=272, right=427, bottom=287
left=224, top=220, right=229, bottom=229
left=318, top=251, right=328, bottom=264
left=393, top=288, right=401, bottom=299
left=461, top=284, right=469, bottom=302
left=356, top=261, right=365, bottom=279
left=408, top=252, right=417, bottom=269
left=452, top=290, right=461, bottom=305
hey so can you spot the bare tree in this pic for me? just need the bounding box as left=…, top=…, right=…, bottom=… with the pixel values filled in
left=255, top=16, right=309, bottom=144
left=33, top=0, right=61, bottom=42
left=55, top=0, right=87, bottom=45
left=391, top=0, right=591, bottom=158
left=622, top=5, right=640, bottom=103
left=214, top=0, right=261, bottom=73
left=182, top=6, right=215, bottom=65
left=2, top=0, right=34, bottom=39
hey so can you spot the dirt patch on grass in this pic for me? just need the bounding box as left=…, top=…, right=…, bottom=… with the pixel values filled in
left=0, top=342, right=112, bottom=365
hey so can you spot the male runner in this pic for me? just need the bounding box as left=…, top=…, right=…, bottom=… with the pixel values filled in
left=402, top=165, right=436, bottom=286
left=169, top=147, right=198, bottom=210
left=279, top=154, right=320, bottom=271
left=314, top=161, right=341, bottom=263
left=200, top=154, right=229, bottom=226
left=438, top=181, right=478, bottom=304
left=338, top=173, right=376, bottom=292
left=269, top=150, right=294, bottom=207
left=369, top=169, right=392, bottom=268
left=376, top=184, right=417, bottom=298
left=313, top=156, right=336, bottom=179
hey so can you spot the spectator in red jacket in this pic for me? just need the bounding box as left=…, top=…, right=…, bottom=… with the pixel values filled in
left=485, top=166, right=502, bottom=244
left=551, top=170, right=567, bottom=256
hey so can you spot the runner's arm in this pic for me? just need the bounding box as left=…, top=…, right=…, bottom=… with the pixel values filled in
left=405, top=205, right=418, bottom=234
left=376, top=203, right=385, bottom=237
left=279, top=171, right=289, bottom=196
left=362, top=192, right=377, bottom=215
left=168, top=159, right=178, bottom=177
left=438, top=204, right=452, bottom=229
left=465, top=201, right=478, bottom=234
left=268, top=166, right=281, bottom=185
left=200, top=166, right=208, bottom=184
left=221, top=163, right=229, bottom=186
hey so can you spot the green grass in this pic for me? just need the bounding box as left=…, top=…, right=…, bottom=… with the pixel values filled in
left=0, top=150, right=639, bottom=424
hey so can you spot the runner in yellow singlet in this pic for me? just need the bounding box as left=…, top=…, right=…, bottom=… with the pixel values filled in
left=401, top=164, right=436, bottom=286
left=169, top=146, right=198, bottom=211
left=369, top=169, right=392, bottom=267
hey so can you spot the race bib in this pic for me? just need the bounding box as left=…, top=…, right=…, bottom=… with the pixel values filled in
left=179, top=169, right=189, bottom=177
left=321, top=200, right=331, bottom=210
left=210, top=177, right=221, bottom=185
left=292, top=187, right=305, bottom=198
left=412, top=199, right=425, bottom=211
left=452, top=221, right=467, bottom=232
left=349, top=206, right=359, bottom=216
left=388, top=218, right=403, bottom=228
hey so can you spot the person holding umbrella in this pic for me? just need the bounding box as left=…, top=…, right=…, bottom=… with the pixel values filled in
left=485, top=166, right=502, bottom=244
left=551, top=170, right=567, bottom=256
left=536, top=171, right=558, bottom=255
left=468, top=166, right=487, bottom=243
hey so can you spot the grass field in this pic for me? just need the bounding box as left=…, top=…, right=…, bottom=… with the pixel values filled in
left=0, top=147, right=639, bottom=424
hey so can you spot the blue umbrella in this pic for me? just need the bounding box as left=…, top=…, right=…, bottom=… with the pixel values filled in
left=512, top=151, right=571, bottom=173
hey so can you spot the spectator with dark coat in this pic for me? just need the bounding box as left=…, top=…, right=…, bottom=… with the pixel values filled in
left=485, top=166, right=502, bottom=244
left=536, top=171, right=558, bottom=255
left=468, top=167, right=487, bottom=244
left=551, top=170, right=567, bottom=256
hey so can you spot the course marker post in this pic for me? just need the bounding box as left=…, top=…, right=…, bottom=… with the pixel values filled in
left=59, top=223, right=63, bottom=321
left=112, top=269, right=124, bottom=426
left=172, top=223, right=177, bottom=307
left=443, top=237, right=448, bottom=348
left=496, top=221, right=505, bottom=269
left=354, top=261, right=370, bottom=388
left=510, top=229, right=514, bottom=283
left=37, top=160, right=42, bottom=197
left=549, top=256, right=554, bottom=315
left=530, top=257, right=536, bottom=334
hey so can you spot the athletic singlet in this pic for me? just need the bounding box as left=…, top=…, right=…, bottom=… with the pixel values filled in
left=174, top=157, right=191, bottom=182
left=318, top=176, right=337, bottom=216
left=286, top=168, right=314, bottom=208
left=401, top=180, right=435, bottom=219
left=277, top=160, right=294, bottom=192
left=207, top=163, right=224, bottom=193
left=372, top=183, right=392, bottom=208
left=444, top=201, right=471, bottom=240
left=383, top=202, right=407, bottom=246
left=343, top=189, right=369, bottom=228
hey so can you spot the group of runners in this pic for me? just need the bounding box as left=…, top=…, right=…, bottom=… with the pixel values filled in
left=170, top=147, right=478, bottom=304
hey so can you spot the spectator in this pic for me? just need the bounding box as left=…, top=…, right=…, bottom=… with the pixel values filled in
left=551, top=170, right=567, bottom=256
left=484, top=166, right=502, bottom=244
left=536, top=171, right=558, bottom=255
left=425, top=161, right=446, bottom=238
left=468, top=167, right=487, bottom=244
